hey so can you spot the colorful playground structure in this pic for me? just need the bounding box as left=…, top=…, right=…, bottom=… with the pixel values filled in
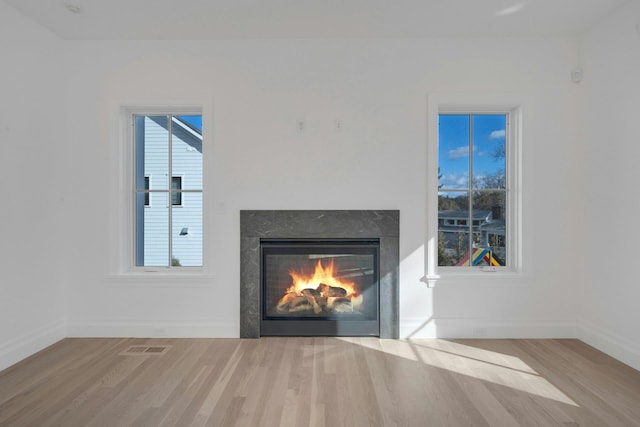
left=456, top=247, right=503, bottom=267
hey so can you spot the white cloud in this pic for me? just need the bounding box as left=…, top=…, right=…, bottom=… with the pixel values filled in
left=489, top=129, right=506, bottom=140
left=439, top=173, right=469, bottom=189
left=447, top=146, right=471, bottom=160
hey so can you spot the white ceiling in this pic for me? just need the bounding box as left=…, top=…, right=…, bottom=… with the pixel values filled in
left=3, top=0, right=628, bottom=40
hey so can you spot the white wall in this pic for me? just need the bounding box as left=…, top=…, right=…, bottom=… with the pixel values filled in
left=0, top=2, right=67, bottom=370
left=56, top=36, right=584, bottom=340
left=579, top=1, right=640, bottom=370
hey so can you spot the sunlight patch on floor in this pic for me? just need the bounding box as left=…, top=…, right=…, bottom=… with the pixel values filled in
left=341, top=338, right=579, bottom=407
left=411, top=339, right=538, bottom=374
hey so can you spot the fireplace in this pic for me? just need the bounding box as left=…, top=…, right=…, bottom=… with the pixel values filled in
left=261, top=239, right=379, bottom=336
left=240, top=210, right=399, bottom=338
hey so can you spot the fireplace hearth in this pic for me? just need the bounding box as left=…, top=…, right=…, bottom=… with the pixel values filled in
left=240, top=210, right=399, bottom=338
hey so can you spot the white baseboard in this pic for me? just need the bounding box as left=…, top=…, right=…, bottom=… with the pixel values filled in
left=577, top=321, right=640, bottom=371
left=0, top=320, right=66, bottom=372
left=400, top=318, right=640, bottom=371
left=66, top=320, right=238, bottom=338
left=5, top=319, right=637, bottom=373
left=400, top=318, right=578, bottom=339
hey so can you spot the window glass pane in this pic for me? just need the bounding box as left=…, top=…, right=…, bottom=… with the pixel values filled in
left=438, top=231, right=470, bottom=267
left=172, top=115, right=202, bottom=191
left=171, top=176, right=182, bottom=206
left=136, top=192, right=169, bottom=267
left=438, top=191, right=470, bottom=266
left=136, top=115, right=169, bottom=190
left=144, top=177, right=150, bottom=206
left=438, top=115, right=470, bottom=190
left=472, top=114, right=506, bottom=190
left=472, top=190, right=506, bottom=266
left=438, top=191, right=468, bottom=211
left=172, top=192, right=203, bottom=267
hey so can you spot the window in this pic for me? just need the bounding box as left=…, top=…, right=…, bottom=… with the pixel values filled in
left=438, top=113, right=507, bottom=268
left=133, top=113, right=203, bottom=268
left=427, top=98, right=522, bottom=281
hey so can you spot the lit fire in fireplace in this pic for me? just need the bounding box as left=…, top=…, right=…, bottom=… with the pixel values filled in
left=276, top=258, right=363, bottom=314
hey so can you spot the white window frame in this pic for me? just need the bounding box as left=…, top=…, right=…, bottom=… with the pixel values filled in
left=426, top=94, right=524, bottom=286
left=110, top=105, right=210, bottom=279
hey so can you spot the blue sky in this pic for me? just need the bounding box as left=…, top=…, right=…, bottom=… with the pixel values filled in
left=179, top=115, right=202, bottom=132
left=438, top=114, right=506, bottom=190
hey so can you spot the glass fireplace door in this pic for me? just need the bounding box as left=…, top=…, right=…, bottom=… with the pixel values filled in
left=260, top=239, right=379, bottom=336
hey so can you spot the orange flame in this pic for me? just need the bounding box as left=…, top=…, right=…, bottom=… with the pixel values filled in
left=287, top=259, right=357, bottom=297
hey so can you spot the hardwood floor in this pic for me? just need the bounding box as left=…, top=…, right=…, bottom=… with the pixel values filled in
left=1, top=338, right=639, bottom=426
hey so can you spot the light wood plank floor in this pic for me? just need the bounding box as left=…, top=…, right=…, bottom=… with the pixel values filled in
left=1, top=338, right=639, bottom=426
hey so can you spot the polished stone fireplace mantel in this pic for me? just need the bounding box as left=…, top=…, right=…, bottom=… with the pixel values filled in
left=240, top=210, right=399, bottom=338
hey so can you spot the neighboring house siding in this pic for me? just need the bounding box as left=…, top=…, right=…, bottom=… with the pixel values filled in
left=141, top=116, right=203, bottom=267
left=171, top=193, right=203, bottom=266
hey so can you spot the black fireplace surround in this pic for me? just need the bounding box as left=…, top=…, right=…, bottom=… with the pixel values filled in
left=240, top=210, right=399, bottom=338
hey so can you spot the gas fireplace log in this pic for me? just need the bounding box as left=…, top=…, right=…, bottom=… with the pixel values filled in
left=289, top=304, right=313, bottom=313
left=316, top=283, right=348, bottom=298
left=290, top=295, right=310, bottom=309
left=315, top=296, right=328, bottom=309
left=330, top=298, right=353, bottom=313
left=302, top=288, right=321, bottom=297
left=276, top=292, right=298, bottom=312
left=277, top=285, right=355, bottom=314
left=301, top=289, right=322, bottom=314
left=276, top=293, right=309, bottom=313
left=276, top=290, right=328, bottom=313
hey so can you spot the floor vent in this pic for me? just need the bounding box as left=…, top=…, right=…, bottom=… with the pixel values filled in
left=119, top=345, right=171, bottom=356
